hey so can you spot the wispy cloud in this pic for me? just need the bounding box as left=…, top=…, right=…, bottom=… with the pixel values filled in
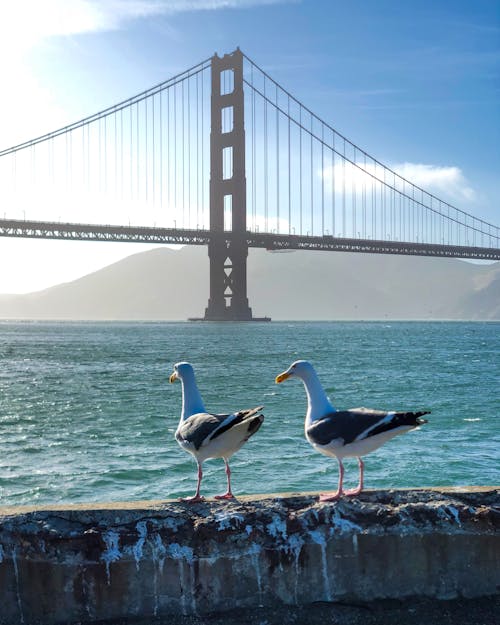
left=0, top=0, right=290, bottom=145
left=392, top=163, right=476, bottom=204
left=321, top=161, right=476, bottom=206
left=0, top=0, right=289, bottom=51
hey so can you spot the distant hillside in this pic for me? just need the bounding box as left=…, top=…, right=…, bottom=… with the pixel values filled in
left=0, top=246, right=498, bottom=320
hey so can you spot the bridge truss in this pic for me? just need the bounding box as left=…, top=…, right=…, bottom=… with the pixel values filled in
left=1, top=218, right=497, bottom=261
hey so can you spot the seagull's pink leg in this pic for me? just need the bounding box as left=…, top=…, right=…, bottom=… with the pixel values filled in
left=344, top=457, right=364, bottom=496
left=181, top=462, right=205, bottom=503
left=319, top=458, right=344, bottom=502
left=215, top=459, right=235, bottom=500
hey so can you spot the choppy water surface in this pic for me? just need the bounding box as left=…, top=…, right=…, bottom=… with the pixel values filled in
left=0, top=321, right=498, bottom=506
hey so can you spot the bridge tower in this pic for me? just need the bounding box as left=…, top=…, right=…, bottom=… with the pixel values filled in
left=201, top=49, right=267, bottom=321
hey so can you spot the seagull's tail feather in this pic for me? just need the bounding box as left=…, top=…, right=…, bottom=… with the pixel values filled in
left=237, top=406, right=264, bottom=419
left=238, top=406, right=265, bottom=439
left=399, top=410, right=430, bottom=427
left=245, top=414, right=264, bottom=438
left=209, top=407, right=264, bottom=442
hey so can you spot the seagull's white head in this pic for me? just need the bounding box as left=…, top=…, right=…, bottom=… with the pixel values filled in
left=276, top=359, right=335, bottom=418
left=169, top=361, right=194, bottom=384
left=275, top=360, right=316, bottom=383
left=170, top=362, right=206, bottom=419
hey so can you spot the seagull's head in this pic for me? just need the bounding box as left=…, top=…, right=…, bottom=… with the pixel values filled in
left=169, top=361, right=194, bottom=384
left=275, top=360, right=315, bottom=383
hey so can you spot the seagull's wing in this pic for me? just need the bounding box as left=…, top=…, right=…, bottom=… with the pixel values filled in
left=307, top=407, right=429, bottom=446
left=209, top=406, right=264, bottom=442
left=176, top=413, right=228, bottom=450
left=176, top=406, right=264, bottom=451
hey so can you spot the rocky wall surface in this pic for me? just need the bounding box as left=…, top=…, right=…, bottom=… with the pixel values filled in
left=0, top=487, right=498, bottom=624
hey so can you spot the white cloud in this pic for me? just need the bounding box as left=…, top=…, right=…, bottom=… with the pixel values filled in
left=392, top=163, right=476, bottom=204
left=321, top=160, right=376, bottom=190
left=321, top=161, right=476, bottom=207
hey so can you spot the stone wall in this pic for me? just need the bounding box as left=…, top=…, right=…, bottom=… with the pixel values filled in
left=0, top=487, right=498, bottom=624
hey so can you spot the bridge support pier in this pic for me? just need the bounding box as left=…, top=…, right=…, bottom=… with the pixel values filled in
left=196, top=49, right=268, bottom=322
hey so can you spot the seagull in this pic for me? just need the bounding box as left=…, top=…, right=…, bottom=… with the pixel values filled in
left=275, top=360, right=429, bottom=502
left=170, top=362, right=264, bottom=502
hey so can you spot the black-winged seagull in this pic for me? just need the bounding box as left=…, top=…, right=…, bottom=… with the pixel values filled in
left=275, top=360, right=429, bottom=502
left=170, top=362, right=264, bottom=502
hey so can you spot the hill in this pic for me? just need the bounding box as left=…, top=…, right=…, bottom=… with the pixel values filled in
left=0, top=246, right=498, bottom=320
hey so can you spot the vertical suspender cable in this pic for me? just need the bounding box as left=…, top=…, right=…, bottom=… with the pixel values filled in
left=288, top=95, right=291, bottom=235
left=342, top=141, right=346, bottom=237
left=362, top=153, right=366, bottom=239
left=264, top=76, right=268, bottom=232
left=104, top=115, right=107, bottom=198
left=112, top=109, right=116, bottom=210
left=251, top=64, right=256, bottom=231
left=129, top=105, right=133, bottom=202
left=182, top=80, right=185, bottom=226
left=159, top=89, right=163, bottom=211
left=187, top=77, right=191, bottom=228
left=174, top=84, right=177, bottom=217
left=136, top=101, right=140, bottom=205
left=352, top=147, right=356, bottom=238
left=299, top=106, right=303, bottom=235
left=332, top=130, right=335, bottom=236
left=65, top=132, right=69, bottom=216
left=310, top=112, right=313, bottom=235
left=321, top=124, right=324, bottom=235
left=276, top=83, right=279, bottom=233
left=143, top=102, right=148, bottom=208
left=152, top=93, right=156, bottom=210
left=98, top=118, right=101, bottom=194
left=167, top=87, right=171, bottom=213
left=120, top=109, right=123, bottom=204
left=195, top=73, right=199, bottom=227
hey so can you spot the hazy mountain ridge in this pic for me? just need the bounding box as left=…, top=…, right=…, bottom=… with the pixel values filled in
left=0, top=246, right=498, bottom=320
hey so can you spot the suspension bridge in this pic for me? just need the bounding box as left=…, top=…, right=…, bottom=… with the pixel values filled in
left=0, top=48, right=498, bottom=320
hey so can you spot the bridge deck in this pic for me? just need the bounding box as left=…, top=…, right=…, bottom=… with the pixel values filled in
left=1, top=218, right=498, bottom=260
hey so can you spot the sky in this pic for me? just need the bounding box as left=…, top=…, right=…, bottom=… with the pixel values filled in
left=0, top=0, right=498, bottom=293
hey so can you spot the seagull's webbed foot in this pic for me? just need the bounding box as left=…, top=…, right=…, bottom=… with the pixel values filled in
left=344, top=458, right=364, bottom=497
left=180, top=463, right=205, bottom=502
left=214, top=492, right=235, bottom=500
left=319, top=491, right=342, bottom=502
left=343, top=486, right=362, bottom=496
left=215, top=460, right=235, bottom=501
left=180, top=494, right=206, bottom=503
left=319, top=458, right=345, bottom=502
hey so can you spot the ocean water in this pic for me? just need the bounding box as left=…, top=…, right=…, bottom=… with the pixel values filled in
left=0, top=320, right=498, bottom=507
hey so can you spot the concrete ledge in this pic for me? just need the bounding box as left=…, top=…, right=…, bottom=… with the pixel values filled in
left=0, top=487, right=498, bottom=624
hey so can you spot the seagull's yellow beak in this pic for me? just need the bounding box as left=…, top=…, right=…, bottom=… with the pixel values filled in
left=169, top=371, right=178, bottom=384
left=275, top=371, right=290, bottom=384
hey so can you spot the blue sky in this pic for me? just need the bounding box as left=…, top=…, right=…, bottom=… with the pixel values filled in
left=0, top=0, right=498, bottom=292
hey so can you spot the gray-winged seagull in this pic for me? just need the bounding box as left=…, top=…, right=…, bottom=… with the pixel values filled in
left=276, top=359, right=429, bottom=502
left=170, top=362, right=264, bottom=502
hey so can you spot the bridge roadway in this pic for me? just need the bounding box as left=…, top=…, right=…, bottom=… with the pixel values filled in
left=1, top=218, right=499, bottom=261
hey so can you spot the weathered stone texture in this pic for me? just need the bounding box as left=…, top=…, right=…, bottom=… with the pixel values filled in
left=0, top=487, right=498, bottom=624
